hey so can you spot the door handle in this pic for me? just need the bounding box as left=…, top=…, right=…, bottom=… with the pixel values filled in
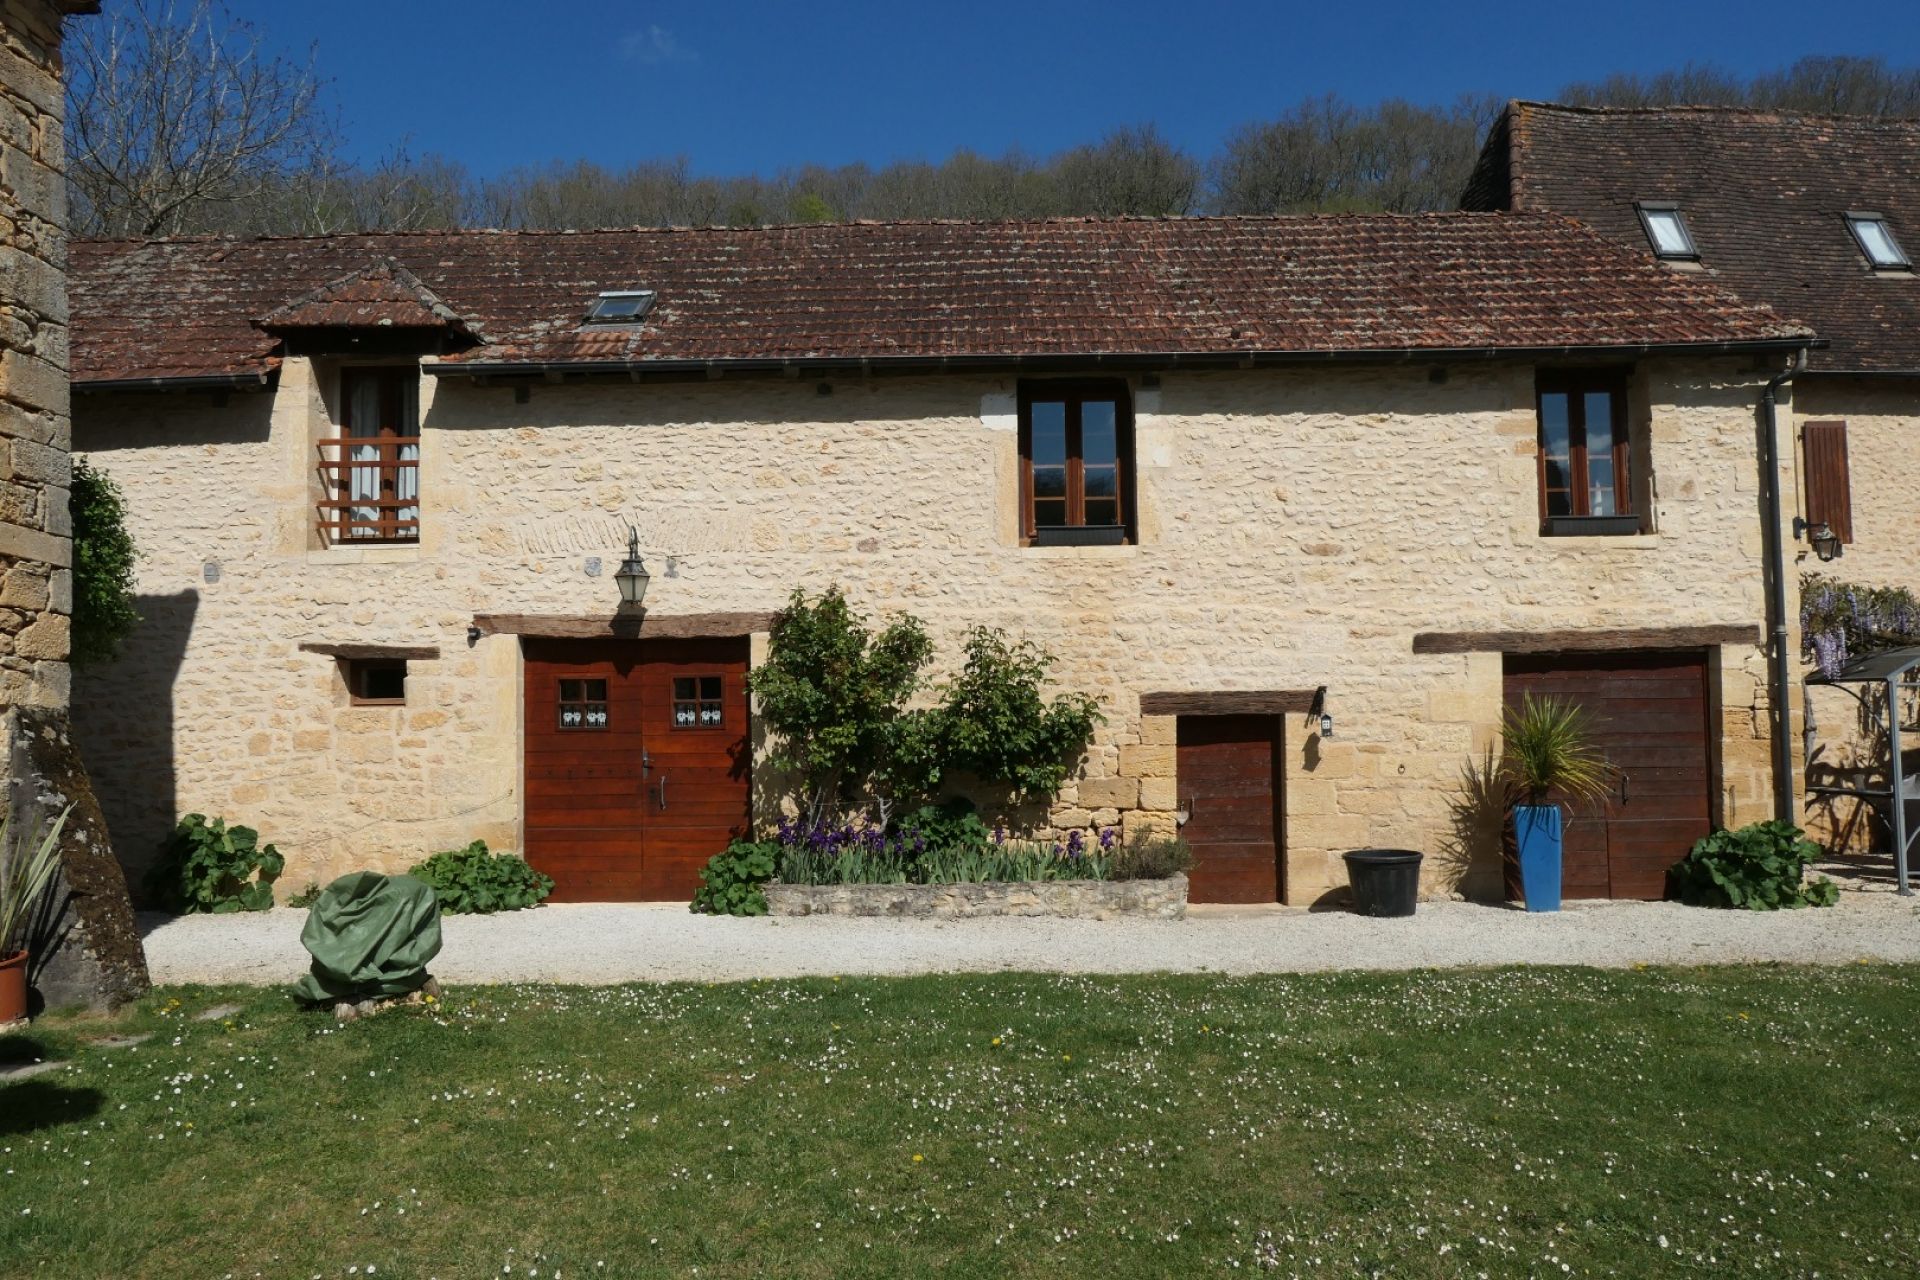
left=656, top=774, right=668, bottom=811
left=1619, top=771, right=1630, bottom=805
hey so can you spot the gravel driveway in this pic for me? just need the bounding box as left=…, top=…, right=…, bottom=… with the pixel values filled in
left=141, top=890, right=1920, bottom=986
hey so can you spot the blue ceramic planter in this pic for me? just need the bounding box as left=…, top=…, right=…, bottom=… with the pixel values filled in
left=1513, top=804, right=1563, bottom=913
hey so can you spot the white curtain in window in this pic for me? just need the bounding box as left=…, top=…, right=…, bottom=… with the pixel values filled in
left=347, top=376, right=384, bottom=536
left=396, top=379, right=419, bottom=528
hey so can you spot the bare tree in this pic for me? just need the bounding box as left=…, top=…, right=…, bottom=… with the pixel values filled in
left=67, top=0, right=333, bottom=237
left=1560, top=56, right=1920, bottom=116
left=1054, top=125, right=1201, bottom=216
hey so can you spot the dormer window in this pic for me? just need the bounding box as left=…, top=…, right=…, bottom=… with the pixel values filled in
left=584, top=290, right=657, bottom=324
left=1634, top=202, right=1698, bottom=260
left=1845, top=213, right=1910, bottom=270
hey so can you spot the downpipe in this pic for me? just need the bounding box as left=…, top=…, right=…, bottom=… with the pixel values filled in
left=1759, top=350, right=1808, bottom=824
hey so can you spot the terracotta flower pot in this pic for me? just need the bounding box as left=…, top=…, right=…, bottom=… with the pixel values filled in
left=0, top=949, right=27, bottom=1026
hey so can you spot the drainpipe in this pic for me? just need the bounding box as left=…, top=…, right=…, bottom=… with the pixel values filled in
left=1759, top=349, right=1808, bottom=824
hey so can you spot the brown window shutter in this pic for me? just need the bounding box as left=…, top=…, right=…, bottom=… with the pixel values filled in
left=1803, top=420, right=1853, bottom=544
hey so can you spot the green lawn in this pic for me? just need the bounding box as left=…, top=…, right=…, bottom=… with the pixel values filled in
left=3, top=967, right=1918, bottom=1279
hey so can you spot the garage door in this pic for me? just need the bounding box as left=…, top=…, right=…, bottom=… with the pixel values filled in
left=1176, top=715, right=1284, bottom=903
left=1503, top=651, right=1714, bottom=900
left=523, top=637, right=751, bottom=901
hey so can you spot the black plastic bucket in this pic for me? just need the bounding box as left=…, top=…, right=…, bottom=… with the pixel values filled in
left=1342, top=848, right=1423, bottom=917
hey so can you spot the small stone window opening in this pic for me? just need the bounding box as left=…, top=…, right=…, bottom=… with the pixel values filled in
left=673, top=676, right=724, bottom=729
left=558, top=678, right=610, bottom=730
left=346, top=659, right=407, bottom=706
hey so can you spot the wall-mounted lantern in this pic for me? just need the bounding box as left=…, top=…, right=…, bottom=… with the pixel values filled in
left=614, top=527, right=650, bottom=610
left=1794, top=516, right=1841, bottom=563
left=1308, top=684, right=1333, bottom=739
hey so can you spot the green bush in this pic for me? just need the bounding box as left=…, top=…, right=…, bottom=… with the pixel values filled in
left=285, top=882, right=321, bottom=909
left=1670, top=821, right=1837, bottom=910
left=1110, top=831, right=1194, bottom=881
left=407, top=841, right=552, bottom=914
left=691, top=840, right=778, bottom=915
left=893, top=798, right=990, bottom=855
left=71, top=458, right=141, bottom=667
left=145, top=814, right=284, bottom=913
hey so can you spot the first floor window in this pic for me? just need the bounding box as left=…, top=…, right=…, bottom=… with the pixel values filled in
left=1536, top=371, right=1635, bottom=533
left=1018, top=379, right=1134, bottom=546
left=325, top=366, right=420, bottom=543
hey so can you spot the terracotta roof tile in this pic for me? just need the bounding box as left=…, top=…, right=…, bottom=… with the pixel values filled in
left=70, top=214, right=1811, bottom=386
left=1463, top=102, right=1920, bottom=374
left=255, top=259, right=479, bottom=336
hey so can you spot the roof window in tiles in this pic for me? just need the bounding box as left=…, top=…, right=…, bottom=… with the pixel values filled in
left=1634, top=203, right=1698, bottom=260
left=583, top=290, right=657, bottom=324
left=1846, top=214, right=1911, bottom=270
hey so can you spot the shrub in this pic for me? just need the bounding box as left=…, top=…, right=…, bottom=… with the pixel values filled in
left=1, top=806, right=72, bottom=955
left=407, top=841, right=552, bottom=914
left=285, top=882, right=321, bottom=909
left=71, top=458, right=141, bottom=667
left=1498, top=694, right=1610, bottom=807
left=691, top=840, right=778, bottom=915
left=748, top=587, right=1104, bottom=826
left=894, top=798, right=990, bottom=856
left=930, top=628, right=1104, bottom=798
left=1110, top=831, right=1194, bottom=880
left=145, top=814, right=284, bottom=913
left=1800, top=574, right=1920, bottom=678
left=1670, top=821, right=1837, bottom=910
left=747, top=587, right=936, bottom=824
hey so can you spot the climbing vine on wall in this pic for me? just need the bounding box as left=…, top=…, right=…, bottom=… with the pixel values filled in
left=1800, top=574, right=1920, bottom=679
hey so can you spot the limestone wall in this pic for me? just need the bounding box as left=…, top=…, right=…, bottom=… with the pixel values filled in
left=0, top=0, right=75, bottom=715
left=1791, top=379, right=1920, bottom=855
left=73, top=355, right=1798, bottom=901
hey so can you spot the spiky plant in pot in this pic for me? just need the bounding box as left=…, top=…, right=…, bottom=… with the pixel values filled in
left=0, top=806, right=72, bottom=1025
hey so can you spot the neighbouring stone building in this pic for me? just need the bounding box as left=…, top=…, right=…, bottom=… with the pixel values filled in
left=1466, top=102, right=1920, bottom=862
left=2, top=0, right=145, bottom=1009
left=69, top=213, right=1818, bottom=907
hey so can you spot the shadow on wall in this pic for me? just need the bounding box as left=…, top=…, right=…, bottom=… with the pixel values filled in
left=72, top=591, right=197, bottom=902
left=1437, top=746, right=1510, bottom=901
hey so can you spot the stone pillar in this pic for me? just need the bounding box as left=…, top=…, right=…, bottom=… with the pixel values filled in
left=1, top=0, right=146, bottom=1010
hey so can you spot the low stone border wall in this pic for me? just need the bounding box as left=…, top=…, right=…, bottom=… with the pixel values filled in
left=765, top=874, right=1187, bottom=920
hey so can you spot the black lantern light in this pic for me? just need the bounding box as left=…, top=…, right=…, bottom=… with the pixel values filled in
left=614, top=527, right=650, bottom=609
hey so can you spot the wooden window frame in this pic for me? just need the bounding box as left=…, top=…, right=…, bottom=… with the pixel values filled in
left=556, top=676, right=610, bottom=731
left=318, top=366, right=421, bottom=546
left=1535, top=370, right=1639, bottom=537
left=671, top=674, right=726, bottom=731
left=1017, top=379, right=1136, bottom=547
left=345, top=658, right=408, bottom=706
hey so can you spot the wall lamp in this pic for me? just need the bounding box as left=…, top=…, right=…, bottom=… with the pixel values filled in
left=614, top=527, right=651, bottom=610
left=1794, top=516, right=1842, bottom=562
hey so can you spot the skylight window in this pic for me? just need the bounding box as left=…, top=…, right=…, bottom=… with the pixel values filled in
left=1634, top=202, right=1698, bottom=260
left=1846, top=213, right=1911, bottom=270
left=583, top=290, right=657, bottom=324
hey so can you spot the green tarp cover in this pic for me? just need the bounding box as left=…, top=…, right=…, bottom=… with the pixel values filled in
left=291, top=871, right=442, bottom=1004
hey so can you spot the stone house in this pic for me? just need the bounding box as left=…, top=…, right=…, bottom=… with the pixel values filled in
left=68, top=213, right=1818, bottom=906
left=1464, top=102, right=1920, bottom=858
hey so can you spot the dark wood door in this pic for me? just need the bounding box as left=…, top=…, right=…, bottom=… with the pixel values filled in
left=523, top=638, right=751, bottom=901
left=1176, top=715, right=1284, bottom=903
left=1503, top=651, right=1713, bottom=900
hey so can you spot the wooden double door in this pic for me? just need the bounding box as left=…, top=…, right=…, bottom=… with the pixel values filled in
left=523, top=638, right=751, bottom=901
left=1503, top=651, right=1715, bottom=900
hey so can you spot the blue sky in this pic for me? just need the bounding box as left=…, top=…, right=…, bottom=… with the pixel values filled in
left=223, top=0, right=1919, bottom=177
